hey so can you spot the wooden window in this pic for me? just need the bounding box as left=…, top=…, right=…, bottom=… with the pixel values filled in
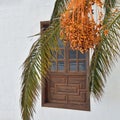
left=41, top=21, right=90, bottom=111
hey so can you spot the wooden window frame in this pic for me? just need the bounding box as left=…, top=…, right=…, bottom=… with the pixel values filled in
left=41, top=21, right=90, bottom=111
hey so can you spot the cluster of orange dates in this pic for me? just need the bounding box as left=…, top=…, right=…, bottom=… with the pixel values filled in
left=60, top=0, right=103, bottom=53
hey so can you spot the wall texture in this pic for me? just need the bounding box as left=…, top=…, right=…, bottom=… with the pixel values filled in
left=0, top=0, right=120, bottom=120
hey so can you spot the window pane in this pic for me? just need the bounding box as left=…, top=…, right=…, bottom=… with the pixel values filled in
left=69, top=50, right=76, bottom=59
left=78, top=52, right=86, bottom=59
left=51, top=62, right=56, bottom=71
left=58, top=49, right=64, bottom=59
left=58, top=61, right=64, bottom=71
left=79, top=61, right=86, bottom=71
left=51, top=51, right=57, bottom=59
left=70, top=61, right=77, bottom=71
left=58, top=39, right=64, bottom=48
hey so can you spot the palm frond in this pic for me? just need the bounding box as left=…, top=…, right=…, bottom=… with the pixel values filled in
left=104, top=0, right=116, bottom=14
left=21, top=20, right=60, bottom=120
left=89, top=10, right=120, bottom=99
left=50, top=0, right=69, bottom=21
left=21, top=0, right=69, bottom=119
left=28, top=33, right=40, bottom=37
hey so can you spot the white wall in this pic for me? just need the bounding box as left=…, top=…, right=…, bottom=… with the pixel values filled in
left=0, top=0, right=120, bottom=120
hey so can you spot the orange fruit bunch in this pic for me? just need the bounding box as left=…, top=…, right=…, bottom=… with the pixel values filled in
left=60, top=0, right=103, bottom=53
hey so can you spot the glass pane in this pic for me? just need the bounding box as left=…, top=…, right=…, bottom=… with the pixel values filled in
left=58, top=49, right=64, bottom=59
left=51, top=51, right=56, bottom=59
left=79, top=61, right=86, bottom=71
left=69, top=50, right=76, bottom=59
left=58, top=39, right=64, bottom=48
left=78, top=52, right=86, bottom=59
left=58, top=61, right=64, bottom=71
left=70, top=61, right=77, bottom=71
left=51, top=62, right=56, bottom=71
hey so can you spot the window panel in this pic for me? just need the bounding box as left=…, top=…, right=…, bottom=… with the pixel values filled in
left=70, top=61, right=77, bottom=71
left=58, top=39, right=64, bottom=48
left=78, top=52, right=86, bottom=59
left=51, top=62, right=56, bottom=71
left=79, top=61, right=86, bottom=71
left=69, top=50, right=77, bottom=59
left=58, top=61, right=64, bottom=71
left=51, top=51, right=57, bottom=59
left=58, top=49, right=64, bottom=59
left=41, top=21, right=90, bottom=111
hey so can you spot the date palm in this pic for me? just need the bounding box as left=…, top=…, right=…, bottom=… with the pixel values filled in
left=21, top=0, right=120, bottom=120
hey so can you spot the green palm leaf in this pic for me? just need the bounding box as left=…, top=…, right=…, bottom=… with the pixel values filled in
left=21, top=20, right=60, bottom=120
left=104, top=0, right=116, bottom=14
left=21, top=0, right=68, bottom=119
left=51, top=0, right=69, bottom=21
left=89, top=5, right=120, bottom=99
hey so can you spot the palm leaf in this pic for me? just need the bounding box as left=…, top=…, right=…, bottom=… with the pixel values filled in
left=21, top=20, right=60, bottom=120
left=104, top=0, right=116, bottom=14
left=21, top=0, right=69, bottom=120
left=51, top=0, right=69, bottom=21
left=89, top=8, right=120, bottom=99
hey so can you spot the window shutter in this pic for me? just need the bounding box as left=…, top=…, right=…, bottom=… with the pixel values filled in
left=41, top=21, right=90, bottom=111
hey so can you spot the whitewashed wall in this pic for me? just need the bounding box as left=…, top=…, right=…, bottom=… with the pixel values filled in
left=0, top=0, right=120, bottom=120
